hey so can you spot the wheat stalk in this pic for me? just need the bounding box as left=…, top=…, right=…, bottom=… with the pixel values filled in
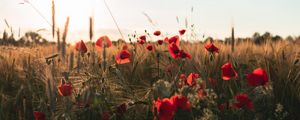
left=69, top=52, right=74, bottom=72
left=77, top=52, right=81, bottom=73
left=102, top=44, right=107, bottom=71
left=61, top=17, right=70, bottom=58
left=89, top=16, right=94, bottom=41
left=231, top=27, right=235, bottom=52
left=56, top=28, right=60, bottom=52
left=51, top=0, right=56, bottom=39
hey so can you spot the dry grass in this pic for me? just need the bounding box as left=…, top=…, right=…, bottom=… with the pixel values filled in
left=0, top=40, right=299, bottom=119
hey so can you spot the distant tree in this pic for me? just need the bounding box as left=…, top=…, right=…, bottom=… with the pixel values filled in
left=252, top=32, right=260, bottom=39
left=2, top=30, right=8, bottom=39
left=252, top=32, right=264, bottom=45
left=7, top=34, right=16, bottom=45
left=295, top=36, right=300, bottom=44
left=224, top=38, right=231, bottom=44
left=271, top=35, right=282, bottom=42
left=286, top=36, right=294, bottom=43
left=17, top=37, right=26, bottom=46
left=24, top=31, right=48, bottom=45
left=262, top=32, right=272, bottom=40
left=2, top=30, right=8, bottom=45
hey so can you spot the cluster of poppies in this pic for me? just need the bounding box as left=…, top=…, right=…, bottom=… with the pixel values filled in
left=153, top=95, right=191, bottom=120
left=221, top=62, right=269, bottom=87
left=219, top=63, right=268, bottom=111
left=74, top=29, right=194, bottom=65
left=33, top=29, right=270, bottom=120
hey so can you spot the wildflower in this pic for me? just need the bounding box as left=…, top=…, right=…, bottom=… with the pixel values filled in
left=115, top=49, right=131, bottom=64
left=221, top=63, right=238, bottom=80
left=218, top=103, right=228, bottom=111
left=168, top=43, right=180, bottom=59
left=96, top=36, right=112, bottom=48
left=57, top=79, right=73, bottom=96
left=246, top=68, right=268, bottom=87
left=234, top=93, right=253, bottom=110
left=154, top=98, right=176, bottom=120
left=178, top=50, right=192, bottom=59
left=139, top=35, right=146, bottom=41
left=197, top=88, right=206, bottom=99
left=102, top=112, right=109, bottom=120
left=157, top=40, right=164, bottom=45
left=171, top=95, right=191, bottom=110
left=164, top=37, right=169, bottom=42
left=168, top=43, right=191, bottom=59
left=146, top=44, right=153, bottom=51
left=154, top=31, right=161, bottom=36
left=138, top=39, right=145, bottom=45
left=179, top=74, right=186, bottom=80
left=204, top=43, right=219, bottom=53
left=75, top=40, right=87, bottom=53
left=168, top=35, right=180, bottom=46
left=33, top=111, right=46, bottom=120
left=186, top=73, right=200, bottom=86
left=179, top=29, right=186, bottom=35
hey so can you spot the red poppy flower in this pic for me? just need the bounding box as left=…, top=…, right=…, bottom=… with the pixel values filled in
left=186, top=73, right=199, bottom=86
left=178, top=50, right=192, bottom=59
left=157, top=40, right=164, bottom=45
left=154, top=98, right=176, bottom=120
left=197, top=88, right=207, bottom=99
left=234, top=93, right=253, bottom=110
left=139, top=35, right=146, bottom=40
left=154, top=31, right=161, bottom=36
left=208, top=78, right=217, bottom=88
left=171, top=95, right=191, bottom=110
left=57, top=79, right=73, bottom=96
left=164, top=37, right=169, bottom=42
left=116, top=103, right=127, bottom=115
left=168, top=35, right=180, bottom=46
left=246, top=68, right=268, bottom=87
left=146, top=44, right=153, bottom=51
left=179, top=29, right=186, bottom=35
left=221, top=63, right=238, bottom=80
left=103, top=112, right=109, bottom=120
left=218, top=103, right=228, bottom=111
left=138, top=39, right=145, bottom=45
left=204, top=43, right=219, bottom=53
left=115, top=50, right=131, bottom=64
left=179, top=74, right=186, bottom=80
left=168, top=43, right=180, bottom=59
left=33, top=111, right=46, bottom=120
left=75, top=40, right=87, bottom=53
left=96, top=36, right=112, bottom=48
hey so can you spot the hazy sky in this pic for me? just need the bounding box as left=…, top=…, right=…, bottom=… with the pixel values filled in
left=0, top=0, right=300, bottom=42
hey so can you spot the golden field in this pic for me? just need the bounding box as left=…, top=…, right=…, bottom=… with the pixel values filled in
left=0, top=39, right=300, bottom=120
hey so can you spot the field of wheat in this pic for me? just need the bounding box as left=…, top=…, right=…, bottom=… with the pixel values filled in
left=0, top=35, right=300, bottom=120
left=1, top=0, right=300, bottom=120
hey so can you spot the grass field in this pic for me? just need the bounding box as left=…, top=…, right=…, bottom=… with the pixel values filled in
left=0, top=37, right=300, bottom=119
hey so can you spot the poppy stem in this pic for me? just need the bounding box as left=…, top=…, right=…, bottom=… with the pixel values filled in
left=102, top=44, right=107, bottom=71
left=77, top=52, right=81, bottom=73
left=157, top=53, right=160, bottom=78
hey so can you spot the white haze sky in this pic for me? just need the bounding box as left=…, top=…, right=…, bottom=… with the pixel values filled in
left=0, top=0, right=300, bottom=43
